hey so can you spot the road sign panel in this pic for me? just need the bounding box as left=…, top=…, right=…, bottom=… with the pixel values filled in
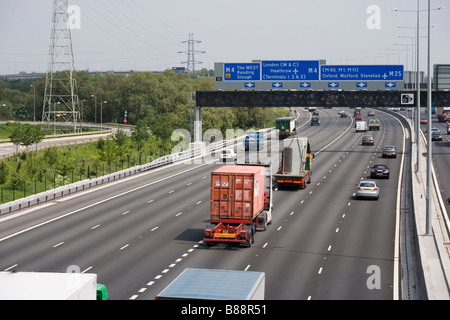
left=385, top=82, right=396, bottom=88
left=356, top=82, right=367, bottom=88
left=261, top=60, right=319, bottom=81
left=328, top=82, right=339, bottom=88
left=272, top=82, right=283, bottom=88
left=321, top=65, right=404, bottom=81
left=224, top=63, right=260, bottom=81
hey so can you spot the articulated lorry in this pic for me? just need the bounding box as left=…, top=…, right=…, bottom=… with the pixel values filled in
left=0, top=271, right=108, bottom=300
left=274, top=137, right=312, bottom=189
left=203, top=164, right=273, bottom=247
left=275, top=117, right=296, bottom=139
left=155, top=268, right=265, bottom=300
left=437, top=106, right=450, bottom=122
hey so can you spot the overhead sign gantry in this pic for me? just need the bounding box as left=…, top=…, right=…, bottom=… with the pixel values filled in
left=215, top=61, right=404, bottom=91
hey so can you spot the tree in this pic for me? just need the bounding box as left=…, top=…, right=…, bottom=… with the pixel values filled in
left=0, top=161, right=8, bottom=185
left=110, top=129, right=129, bottom=165
left=131, top=120, right=150, bottom=165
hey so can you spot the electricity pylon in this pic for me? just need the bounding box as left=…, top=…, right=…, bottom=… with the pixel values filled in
left=179, top=33, right=205, bottom=79
left=42, top=0, right=81, bottom=133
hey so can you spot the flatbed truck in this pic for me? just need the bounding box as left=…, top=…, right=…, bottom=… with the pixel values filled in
left=274, top=137, right=312, bottom=189
left=203, top=163, right=274, bottom=247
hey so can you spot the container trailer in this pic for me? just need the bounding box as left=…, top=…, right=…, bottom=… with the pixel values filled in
left=203, top=164, right=273, bottom=247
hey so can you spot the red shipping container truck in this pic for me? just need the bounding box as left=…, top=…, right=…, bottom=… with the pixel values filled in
left=204, top=164, right=273, bottom=247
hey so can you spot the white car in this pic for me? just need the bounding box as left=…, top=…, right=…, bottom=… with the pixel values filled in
left=356, top=180, right=379, bottom=200
left=219, top=149, right=236, bottom=162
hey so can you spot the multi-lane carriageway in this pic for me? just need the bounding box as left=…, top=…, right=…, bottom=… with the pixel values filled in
left=0, top=107, right=413, bottom=300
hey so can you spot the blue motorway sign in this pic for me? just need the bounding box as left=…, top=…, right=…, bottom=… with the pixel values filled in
left=262, top=60, right=319, bottom=81
left=224, top=63, right=260, bottom=81
left=320, top=65, right=404, bottom=81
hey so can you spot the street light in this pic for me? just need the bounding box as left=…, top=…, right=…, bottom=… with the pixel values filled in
left=100, top=101, right=107, bottom=131
left=91, top=94, right=97, bottom=123
left=30, top=84, right=36, bottom=122
left=393, top=3, right=443, bottom=176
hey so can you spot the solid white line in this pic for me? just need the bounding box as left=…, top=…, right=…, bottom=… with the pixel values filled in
left=4, top=264, right=17, bottom=271
left=0, top=164, right=210, bottom=243
left=82, top=266, right=93, bottom=273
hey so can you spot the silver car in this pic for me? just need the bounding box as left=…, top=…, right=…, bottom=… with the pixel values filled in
left=356, top=180, right=379, bottom=200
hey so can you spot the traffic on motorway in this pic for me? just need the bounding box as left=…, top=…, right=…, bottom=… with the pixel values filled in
left=0, top=106, right=418, bottom=301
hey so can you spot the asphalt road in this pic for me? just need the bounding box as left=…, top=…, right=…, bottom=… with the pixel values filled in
left=0, top=107, right=407, bottom=300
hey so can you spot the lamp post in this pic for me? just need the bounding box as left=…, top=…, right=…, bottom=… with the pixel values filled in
left=100, top=101, right=107, bottom=131
left=91, top=94, right=97, bottom=123
left=30, top=84, right=36, bottom=122
left=393, top=1, right=444, bottom=175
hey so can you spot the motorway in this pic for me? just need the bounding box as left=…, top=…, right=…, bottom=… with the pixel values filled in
left=0, top=107, right=408, bottom=300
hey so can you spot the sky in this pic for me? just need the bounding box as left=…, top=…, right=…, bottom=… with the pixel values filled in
left=0, top=0, right=449, bottom=76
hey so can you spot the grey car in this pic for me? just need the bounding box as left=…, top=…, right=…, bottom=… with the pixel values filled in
left=431, top=130, right=442, bottom=141
left=356, top=180, right=379, bottom=200
left=382, top=145, right=397, bottom=158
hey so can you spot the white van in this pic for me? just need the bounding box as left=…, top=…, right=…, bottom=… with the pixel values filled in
left=356, top=121, right=368, bottom=132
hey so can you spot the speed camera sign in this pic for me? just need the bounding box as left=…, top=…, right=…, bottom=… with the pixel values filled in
left=401, top=93, right=414, bottom=105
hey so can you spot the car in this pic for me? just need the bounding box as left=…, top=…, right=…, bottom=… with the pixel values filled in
left=447, top=122, right=450, bottom=135
left=431, top=130, right=443, bottom=141
left=368, top=110, right=375, bottom=116
left=370, top=164, right=390, bottom=179
left=219, top=149, right=236, bottom=162
left=340, top=112, right=347, bottom=117
left=420, top=116, right=428, bottom=124
left=362, top=135, right=374, bottom=146
left=356, top=180, right=379, bottom=200
left=313, top=110, right=319, bottom=115
left=382, top=145, right=397, bottom=158
left=311, top=117, right=320, bottom=126
left=355, top=115, right=362, bottom=121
